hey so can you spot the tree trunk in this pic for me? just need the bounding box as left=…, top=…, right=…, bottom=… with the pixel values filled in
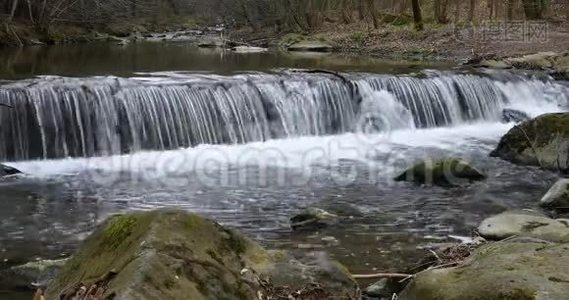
left=411, top=0, right=423, bottom=31
left=341, top=0, right=352, bottom=23
left=468, top=0, right=476, bottom=21
left=454, top=0, right=460, bottom=22
left=506, top=0, right=515, bottom=20
left=358, top=0, right=365, bottom=20
left=522, top=0, right=546, bottom=19
left=434, top=0, right=440, bottom=21
left=367, top=0, right=379, bottom=29
left=438, top=0, right=449, bottom=23
left=8, top=0, right=19, bottom=22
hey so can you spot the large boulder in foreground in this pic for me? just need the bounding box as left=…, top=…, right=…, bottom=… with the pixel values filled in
left=540, top=179, right=569, bottom=210
left=394, top=158, right=486, bottom=186
left=477, top=210, right=569, bottom=242
left=400, top=241, right=569, bottom=300
left=491, top=113, right=569, bottom=172
left=45, top=210, right=358, bottom=300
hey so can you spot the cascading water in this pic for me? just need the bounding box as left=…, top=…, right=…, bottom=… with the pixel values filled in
left=0, top=70, right=568, bottom=161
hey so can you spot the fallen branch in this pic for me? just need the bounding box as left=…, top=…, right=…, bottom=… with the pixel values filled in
left=299, top=69, right=352, bottom=84
left=0, top=103, right=13, bottom=108
left=352, top=272, right=412, bottom=279
left=223, top=39, right=252, bottom=47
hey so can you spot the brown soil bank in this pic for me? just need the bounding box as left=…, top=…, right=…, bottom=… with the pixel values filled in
left=229, top=20, right=569, bottom=62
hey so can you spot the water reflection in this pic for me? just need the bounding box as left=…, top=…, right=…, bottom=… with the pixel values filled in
left=0, top=42, right=447, bottom=79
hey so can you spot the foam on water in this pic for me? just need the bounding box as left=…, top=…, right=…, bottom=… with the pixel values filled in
left=9, top=121, right=513, bottom=179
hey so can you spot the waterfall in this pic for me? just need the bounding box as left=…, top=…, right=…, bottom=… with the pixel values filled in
left=0, top=71, right=567, bottom=161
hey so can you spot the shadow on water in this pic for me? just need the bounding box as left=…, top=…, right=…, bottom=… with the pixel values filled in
left=0, top=42, right=450, bottom=79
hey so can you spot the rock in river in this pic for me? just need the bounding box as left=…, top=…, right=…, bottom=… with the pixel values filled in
left=45, top=210, right=358, bottom=299
left=0, top=164, right=21, bottom=177
left=0, top=258, right=68, bottom=290
left=399, top=241, right=569, bottom=300
left=502, top=108, right=529, bottom=123
left=290, top=207, right=339, bottom=231
left=540, top=179, right=569, bottom=210
left=491, top=113, right=569, bottom=172
left=477, top=210, right=569, bottom=242
left=287, top=40, right=333, bottom=52
left=394, top=158, right=486, bottom=186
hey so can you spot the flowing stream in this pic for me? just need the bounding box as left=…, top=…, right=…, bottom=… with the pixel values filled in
left=1, top=56, right=569, bottom=296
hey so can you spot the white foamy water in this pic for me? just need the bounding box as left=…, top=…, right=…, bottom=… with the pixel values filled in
left=9, top=121, right=513, bottom=179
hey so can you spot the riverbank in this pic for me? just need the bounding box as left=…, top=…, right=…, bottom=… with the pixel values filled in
left=229, top=20, right=569, bottom=62
left=0, top=16, right=202, bottom=47
left=4, top=18, right=569, bottom=64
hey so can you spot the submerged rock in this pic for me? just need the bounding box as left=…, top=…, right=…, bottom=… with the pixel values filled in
left=394, top=158, right=486, bottom=186
left=477, top=210, right=569, bottom=242
left=290, top=207, right=339, bottom=230
left=490, top=113, right=569, bottom=172
left=540, top=179, right=569, bottom=210
left=0, top=258, right=68, bottom=290
left=232, top=46, right=267, bottom=53
left=287, top=41, right=333, bottom=52
left=0, top=164, right=21, bottom=177
left=400, top=241, right=569, bottom=300
left=502, top=108, right=530, bottom=123
left=46, top=210, right=357, bottom=299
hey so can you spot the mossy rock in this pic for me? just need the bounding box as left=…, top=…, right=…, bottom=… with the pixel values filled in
left=394, top=158, right=486, bottom=186
left=400, top=241, right=569, bottom=300
left=505, top=52, right=557, bottom=70
left=46, top=210, right=358, bottom=299
left=477, top=210, right=569, bottom=242
left=46, top=210, right=270, bottom=299
left=490, top=113, right=569, bottom=172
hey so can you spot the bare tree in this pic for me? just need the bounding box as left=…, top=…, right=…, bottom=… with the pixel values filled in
left=411, top=0, right=423, bottom=30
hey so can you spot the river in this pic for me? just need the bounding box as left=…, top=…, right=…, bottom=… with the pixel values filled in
left=0, top=42, right=567, bottom=298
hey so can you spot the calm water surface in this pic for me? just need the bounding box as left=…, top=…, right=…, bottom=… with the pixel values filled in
left=0, top=42, right=449, bottom=79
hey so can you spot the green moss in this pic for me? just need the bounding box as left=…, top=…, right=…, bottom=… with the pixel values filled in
left=401, top=242, right=568, bottom=300
left=101, top=215, right=138, bottom=249
left=280, top=33, right=305, bottom=46
left=395, top=158, right=486, bottom=186
left=350, top=31, right=368, bottom=44
left=494, top=287, right=536, bottom=300
left=492, top=113, right=569, bottom=170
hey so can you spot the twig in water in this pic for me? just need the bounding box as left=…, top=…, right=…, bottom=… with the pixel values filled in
left=0, top=103, right=13, bottom=108
left=515, top=124, right=544, bottom=169
left=426, top=261, right=460, bottom=271
left=428, top=249, right=442, bottom=264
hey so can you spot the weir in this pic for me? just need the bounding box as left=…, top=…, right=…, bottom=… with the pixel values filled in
left=0, top=71, right=567, bottom=161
